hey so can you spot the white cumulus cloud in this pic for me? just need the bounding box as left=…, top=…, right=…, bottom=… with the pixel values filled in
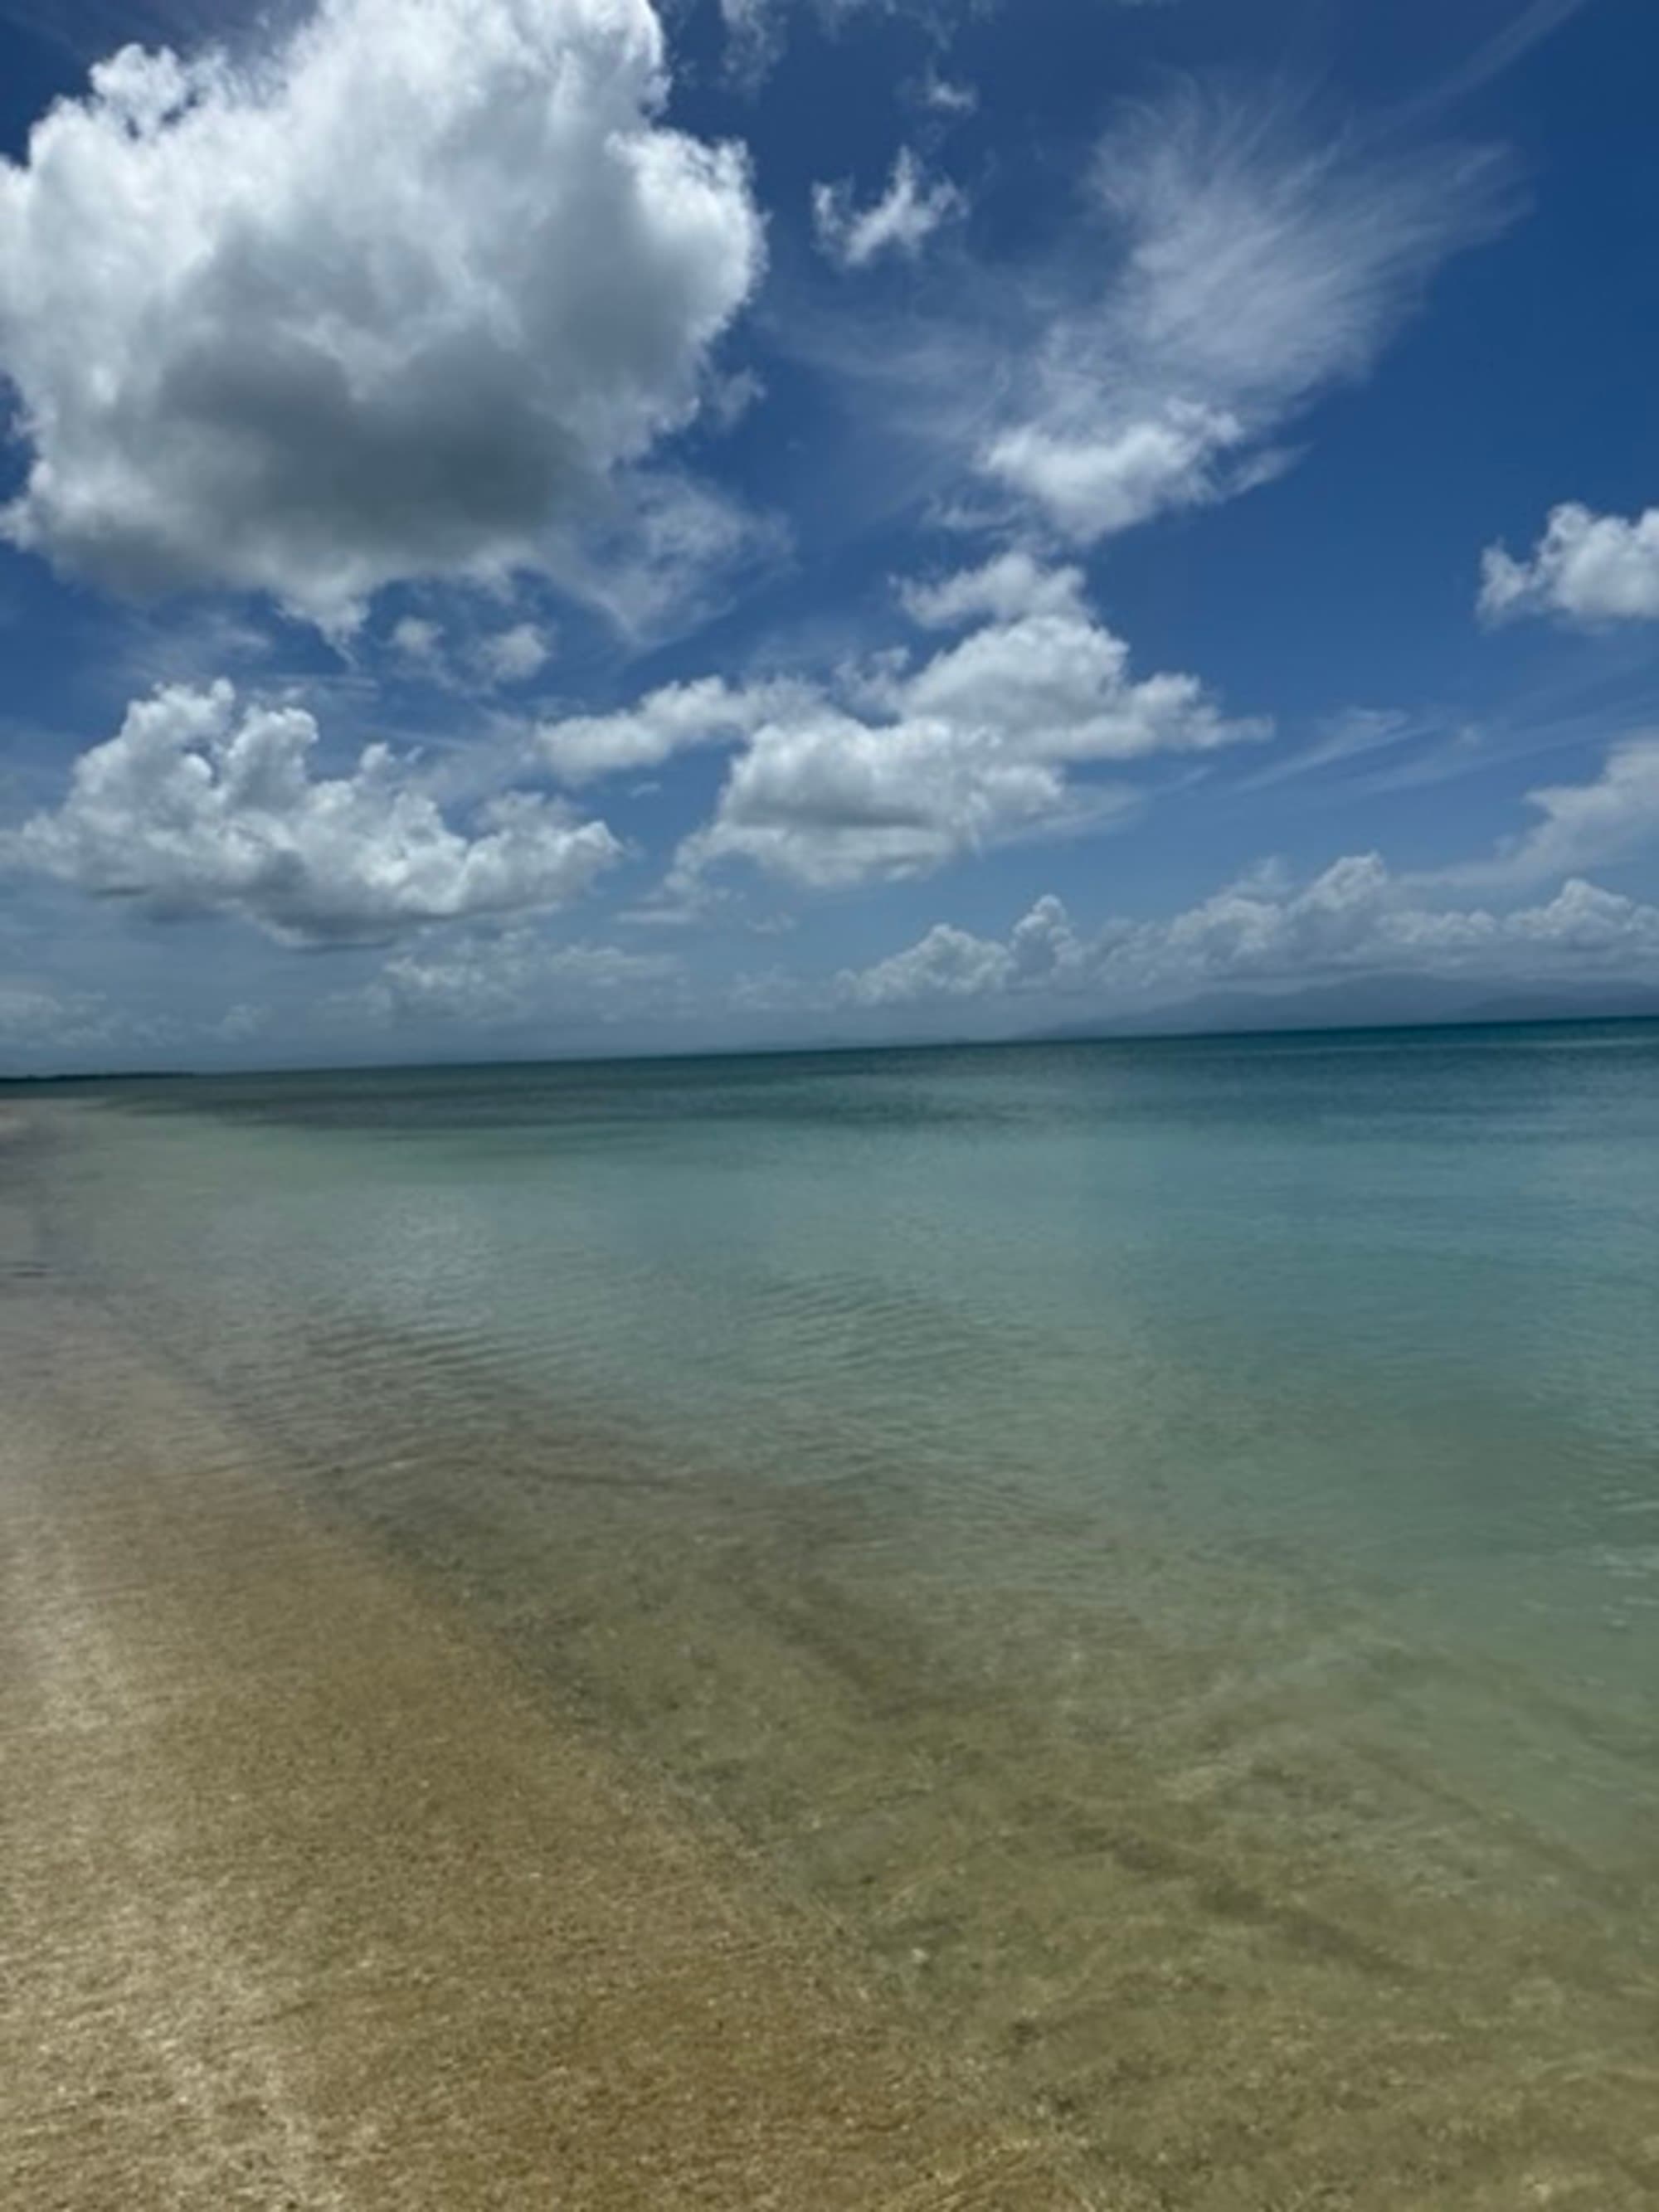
left=837, top=863, right=1659, bottom=1013
left=534, top=559, right=1263, bottom=886
left=813, top=148, right=966, bottom=270
left=840, top=894, right=1084, bottom=1004
left=898, top=550, right=1089, bottom=628
left=917, top=73, right=979, bottom=118
left=0, top=980, right=155, bottom=1053
left=1479, top=504, right=1659, bottom=625
left=476, top=623, right=557, bottom=688
left=1429, top=738, right=1659, bottom=890
left=358, top=932, right=682, bottom=1026
left=538, top=673, right=809, bottom=785
left=392, top=618, right=445, bottom=667
left=3, top=682, right=620, bottom=946
left=0, top=0, right=764, bottom=630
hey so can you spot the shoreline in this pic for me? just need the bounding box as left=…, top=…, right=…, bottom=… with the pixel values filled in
left=0, top=1264, right=1090, bottom=2210
left=8, top=1096, right=1659, bottom=2209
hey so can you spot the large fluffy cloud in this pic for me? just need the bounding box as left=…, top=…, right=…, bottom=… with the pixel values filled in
left=838, top=864, right=1659, bottom=1012
left=0, top=0, right=763, bottom=628
left=535, top=557, right=1263, bottom=886
left=979, top=87, right=1514, bottom=542
left=1479, top=504, right=1659, bottom=625
left=3, top=682, right=620, bottom=946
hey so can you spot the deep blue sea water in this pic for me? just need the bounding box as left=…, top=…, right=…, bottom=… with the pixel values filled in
left=22, top=1022, right=1659, bottom=2200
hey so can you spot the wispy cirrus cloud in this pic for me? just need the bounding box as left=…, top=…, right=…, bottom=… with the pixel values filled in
left=1415, top=0, right=1598, bottom=116
left=1237, top=708, right=1451, bottom=794
left=719, top=0, right=1173, bottom=85
left=977, top=83, right=1519, bottom=543
left=774, top=80, right=1517, bottom=557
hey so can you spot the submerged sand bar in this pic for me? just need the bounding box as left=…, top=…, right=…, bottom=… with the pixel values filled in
left=0, top=1263, right=1092, bottom=2208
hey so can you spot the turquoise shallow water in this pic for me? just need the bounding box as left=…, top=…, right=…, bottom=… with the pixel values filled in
left=17, top=1023, right=1659, bottom=2201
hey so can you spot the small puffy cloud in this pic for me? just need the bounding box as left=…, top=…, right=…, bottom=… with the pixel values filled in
left=534, top=559, right=1263, bottom=887
left=985, top=404, right=1241, bottom=544
left=0, top=0, right=763, bottom=630
left=1479, top=504, right=1659, bottom=625
left=0, top=975, right=181, bottom=1067
left=705, top=366, right=767, bottom=430
left=2, top=681, right=620, bottom=946
left=980, top=85, right=1513, bottom=542
left=840, top=894, right=1083, bottom=1004
left=899, top=551, right=1087, bottom=629
left=813, top=148, right=966, bottom=270
left=917, top=73, right=979, bottom=118
left=216, top=1002, right=269, bottom=1044
left=392, top=617, right=445, bottom=666
left=841, top=921, right=1019, bottom=1005
left=358, top=931, right=682, bottom=1026
left=0, top=982, right=136, bottom=1050
left=0, top=984, right=71, bottom=1039
left=538, top=673, right=807, bottom=785
left=475, top=623, right=556, bottom=688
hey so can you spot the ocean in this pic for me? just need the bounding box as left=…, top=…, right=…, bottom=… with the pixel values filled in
left=16, top=1021, right=1659, bottom=2201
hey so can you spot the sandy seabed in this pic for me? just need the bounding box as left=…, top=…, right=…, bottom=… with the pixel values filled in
left=5, top=1104, right=1659, bottom=2211
left=0, top=1177, right=1089, bottom=2210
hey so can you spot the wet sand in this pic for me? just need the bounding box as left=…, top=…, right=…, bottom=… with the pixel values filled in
left=0, top=1250, right=1092, bottom=2205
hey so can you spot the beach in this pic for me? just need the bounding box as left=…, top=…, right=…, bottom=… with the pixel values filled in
left=0, top=1184, right=1091, bottom=2209
left=0, top=0, right=1651, bottom=2191
left=5, top=1043, right=1659, bottom=2209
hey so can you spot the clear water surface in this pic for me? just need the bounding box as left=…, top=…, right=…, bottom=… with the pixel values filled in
left=20, top=1022, right=1659, bottom=2205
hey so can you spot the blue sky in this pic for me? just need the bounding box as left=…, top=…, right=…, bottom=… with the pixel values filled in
left=0, top=0, right=1656, bottom=1069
